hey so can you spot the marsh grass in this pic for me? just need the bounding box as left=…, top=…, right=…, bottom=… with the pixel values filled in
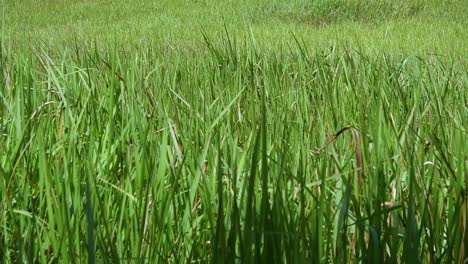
left=0, top=35, right=467, bottom=263
left=256, top=0, right=424, bottom=26
left=2, top=0, right=467, bottom=56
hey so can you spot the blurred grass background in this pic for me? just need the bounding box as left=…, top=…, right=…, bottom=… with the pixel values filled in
left=2, top=0, right=467, bottom=55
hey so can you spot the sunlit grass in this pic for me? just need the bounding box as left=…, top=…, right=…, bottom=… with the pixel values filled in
left=2, top=0, right=467, bottom=55
left=0, top=34, right=466, bottom=262
left=1, top=0, right=467, bottom=262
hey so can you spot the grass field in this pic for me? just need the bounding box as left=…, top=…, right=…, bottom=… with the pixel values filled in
left=1, top=0, right=467, bottom=263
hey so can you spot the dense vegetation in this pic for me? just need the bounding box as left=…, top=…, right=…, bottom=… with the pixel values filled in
left=1, top=0, right=467, bottom=263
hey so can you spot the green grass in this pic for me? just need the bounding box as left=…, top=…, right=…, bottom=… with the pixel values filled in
left=2, top=0, right=468, bottom=54
left=1, top=0, right=467, bottom=263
